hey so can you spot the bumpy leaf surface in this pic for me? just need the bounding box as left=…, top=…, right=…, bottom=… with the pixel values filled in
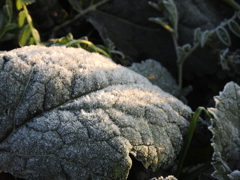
left=128, top=59, right=186, bottom=101
left=0, top=46, right=191, bottom=179
left=208, top=82, right=240, bottom=180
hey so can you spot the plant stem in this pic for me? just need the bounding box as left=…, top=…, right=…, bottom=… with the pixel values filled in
left=177, top=42, right=200, bottom=89
left=223, top=0, right=240, bottom=10
left=175, top=107, right=213, bottom=178
left=64, top=39, right=110, bottom=57
left=46, top=0, right=112, bottom=36
left=176, top=11, right=237, bottom=89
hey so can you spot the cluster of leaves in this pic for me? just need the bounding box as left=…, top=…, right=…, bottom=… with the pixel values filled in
left=149, top=0, right=240, bottom=89
left=148, top=0, right=240, bottom=179
left=0, top=0, right=18, bottom=43
left=0, top=0, right=119, bottom=58
left=16, top=0, right=40, bottom=45
left=49, top=33, right=124, bottom=59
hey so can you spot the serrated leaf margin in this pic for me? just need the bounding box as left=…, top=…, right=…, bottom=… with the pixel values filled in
left=208, top=82, right=240, bottom=180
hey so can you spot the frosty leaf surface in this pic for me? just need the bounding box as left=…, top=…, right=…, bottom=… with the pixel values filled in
left=128, top=59, right=186, bottom=101
left=0, top=46, right=191, bottom=180
left=208, top=82, right=240, bottom=180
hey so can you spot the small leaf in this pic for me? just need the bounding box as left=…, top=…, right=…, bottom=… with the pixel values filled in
left=28, top=36, right=35, bottom=45
left=216, top=26, right=231, bottom=46
left=193, top=27, right=201, bottom=45
left=201, top=30, right=209, bottom=47
left=149, top=17, right=173, bottom=32
left=3, top=0, right=13, bottom=24
left=0, top=23, right=18, bottom=39
left=32, top=28, right=41, bottom=43
left=148, top=1, right=163, bottom=11
left=0, top=33, right=15, bottom=42
left=219, top=48, right=230, bottom=70
left=18, top=11, right=26, bottom=27
left=16, top=0, right=23, bottom=10
left=66, top=33, right=74, bottom=39
left=182, top=44, right=191, bottom=52
left=25, top=13, right=32, bottom=22
left=177, top=46, right=186, bottom=63
left=67, top=0, right=83, bottom=13
left=19, top=24, right=31, bottom=46
left=3, top=23, right=18, bottom=31
left=228, top=19, right=240, bottom=37
left=162, top=0, right=178, bottom=38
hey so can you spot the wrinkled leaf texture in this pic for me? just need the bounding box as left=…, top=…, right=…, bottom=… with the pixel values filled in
left=208, top=82, right=240, bottom=180
left=128, top=59, right=185, bottom=101
left=0, top=46, right=191, bottom=180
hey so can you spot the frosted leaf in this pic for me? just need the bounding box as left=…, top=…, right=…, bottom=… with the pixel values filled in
left=150, top=175, right=177, bottom=180
left=0, top=46, right=191, bottom=180
left=208, top=82, right=240, bottom=180
left=128, top=59, right=186, bottom=102
left=216, top=26, right=231, bottom=46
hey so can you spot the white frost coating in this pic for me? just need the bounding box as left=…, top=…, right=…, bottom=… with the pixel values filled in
left=0, top=46, right=191, bottom=180
left=128, top=59, right=186, bottom=101
left=208, top=82, right=240, bottom=180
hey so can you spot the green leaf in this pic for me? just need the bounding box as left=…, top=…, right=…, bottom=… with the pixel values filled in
left=3, top=0, right=13, bottom=24
left=228, top=19, right=240, bottom=37
left=28, top=36, right=35, bottom=45
left=177, top=46, right=186, bottom=63
left=193, top=27, right=201, bottom=45
left=238, top=11, right=240, bottom=20
left=32, top=28, right=41, bottom=43
left=19, top=24, right=31, bottom=46
left=182, top=44, right=191, bottom=52
left=200, top=30, right=209, bottom=47
left=0, top=23, right=18, bottom=39
left=148, top=1, right=163, bottom=11
left=216, top=26, right=231, bottom=46
left=219, top=48, right=230, bottom=70
left=208, top=82, right=240, bottom=180
left=18, top=11, right=26, bottom=27
left=162, top=0, right=178, bottom=38
left=0, top=32, right=15, bottom=42
left=66, top=33, right=74, bottom=39
left=149, top=17, right=173, bottom=32
left=16, top=0, right=23, bottom=10
left=3, top=23, right=18, bottom=31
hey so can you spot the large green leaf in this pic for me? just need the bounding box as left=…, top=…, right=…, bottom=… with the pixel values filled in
left=0, top=46, right=192, bottom=179
left=208, top=82, right=240, bottom=180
